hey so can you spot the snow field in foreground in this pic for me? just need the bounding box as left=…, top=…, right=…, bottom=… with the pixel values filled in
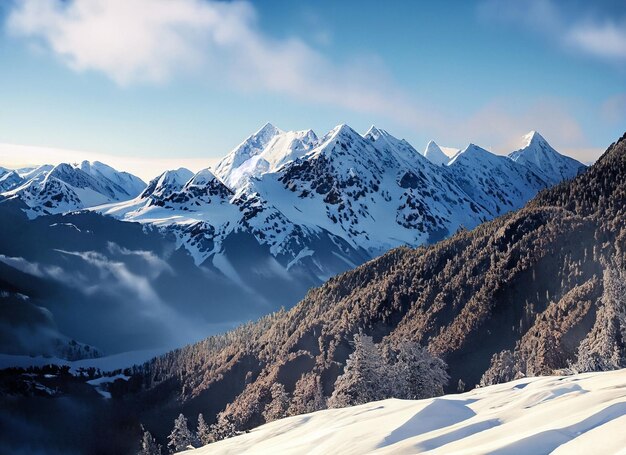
left=182, top=368, right=626, bottom=455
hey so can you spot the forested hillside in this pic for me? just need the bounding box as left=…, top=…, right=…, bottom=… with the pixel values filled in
left=131, top=132, right=626, bottom=443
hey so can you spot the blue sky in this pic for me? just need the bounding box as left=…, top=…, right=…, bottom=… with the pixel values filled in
left=0, top=0, right=624, bottom=178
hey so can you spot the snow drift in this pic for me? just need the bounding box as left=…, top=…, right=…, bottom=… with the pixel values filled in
left=181, top=368, right=626, bottom=455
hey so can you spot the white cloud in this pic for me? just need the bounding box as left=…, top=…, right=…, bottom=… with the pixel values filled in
left=567, top=21, right=626, bottom=62
left=6, top=0, right=428, bottom=128
left=479, top=0, right=626, bottom=65
left=4, top=0, right=609, bottom=165
left=7, top=0, right=249, bottom=85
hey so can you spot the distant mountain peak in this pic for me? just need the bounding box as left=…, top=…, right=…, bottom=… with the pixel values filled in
left=185, top=168, right=219, bottom=186
left=522, top=130, right=547, bottom=147
left=449, top=143, right=494, bottom=164
left=140, top=168, right=193, bottom=199
left=214, top=124, right=318, bottom=189
left=423, top=140, right=449, bottom=165
left=328, top=123, right=359, bottom=138
left=159, top=168, right=193, bottom=185
left=253, top=122, right=283, bottom=140
left=509, top=131, right=586, bottom=185
left=364, top=125, right=390, bottom=139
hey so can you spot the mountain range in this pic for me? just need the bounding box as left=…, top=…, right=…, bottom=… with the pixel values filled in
left=0, top=161, right=145, bottom=217
left=0, top=127, right=616, bottom=455
left=124, top=131, right=624, bottom=444
left=0, top=124, right=585, bottom=359
left=92, top=124, right=582, bottom=274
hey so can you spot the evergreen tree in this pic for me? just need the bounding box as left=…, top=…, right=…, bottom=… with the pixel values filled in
left=262, top=382, right=290, bottom=422
left=167, top=414, right=194, bottom=453
left=209, top=412, right=238, bottom=442
left=196, top=413, right=212, bottom=446
left=288, top=372, right=326, bottom=416
left=573, top=265, right=626, bottom=372
left=328, top=333, right=387, bottom=408
left=138, top=426, right=162, bottom=455
left=390, top=340, right=449, bottom=399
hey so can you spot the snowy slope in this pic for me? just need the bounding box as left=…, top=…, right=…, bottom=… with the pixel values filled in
left=509, top=131, right=586, bottom=185
left=138, top=167, right=195, bottom=200
left=16, top=164, right=54, bottom=180
left=0, top=165, right=53, bottom=192
left=447, top=144, right=548, bottom=216
left=422, top=140, right=450, bottom=165
left=0, top=169, right=24, bottom=192
left=98, top=163, right=368, bottom=281
left=77, top=160, right=146, bottom=198
left=183, top=368, right=626, bottom=455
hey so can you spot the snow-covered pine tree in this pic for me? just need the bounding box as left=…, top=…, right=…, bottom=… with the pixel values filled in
left=167, top=414, right=195, bottom=453
left=262, top=382, right=290, bottom=422
left=389, top=340, right=449, bottom=399
left=288, top=371, right=326, bottom=416
left=196, top=413, right=212, bottom=446
left=328, top=333, right=387, bottom=408
left=573, top=264, right=626, bottom=372
left=138, top=426, right=162, bottom=455
left=209, top=412, right=238, bottom=442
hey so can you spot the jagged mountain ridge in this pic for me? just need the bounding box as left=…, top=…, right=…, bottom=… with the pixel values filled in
left=129, top=132, right=625, bottom=439
left=0, top=124, right=588, bottom=358
left=0, top=161, right=146, bottom=217
left=97, top=124, right=582, bottom=282
left=447, top=143, right=549, bottom=216
left=0, top=165, right=52, bottom=192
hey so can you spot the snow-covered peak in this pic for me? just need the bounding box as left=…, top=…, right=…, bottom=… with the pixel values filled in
left=213, top=123, right=284, bottom=184
left=447, top=143, right=495, bottom=165
left=255, top=121, right=283, bottom=138
left=184, top=168, right=220, bottom=188
left=48, top=162, right=76, bottom=179
left=140, top=168, right=194, bottom=199
left=1, top=161, right=136, bottom=217
left=521, top=130, right=546, bottom=148
left=17, top=164, right=54, bottom=181
left=363, top=126, right=425, bottom=168
left=0, top=170, right=24, bottom=192
left=214, top=124, right=317, bottom=189
left=422, top=140, right=449, bottom=165
left=326, top=123, right=360, bottom=141
left=447, top=143, right=548, bottom=216
left=509, top=131, right=585, bottom=184
left=163, top=168, right=234, bottom=205
left=363, top=125, right=388, bottom=140
left=75, top=160, right=146, bottom=198
left=363, top=125, right=402, bottom=145
left=261, top=129, right=318, bottom=170
left=313, top=124, right=369, bottom=160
